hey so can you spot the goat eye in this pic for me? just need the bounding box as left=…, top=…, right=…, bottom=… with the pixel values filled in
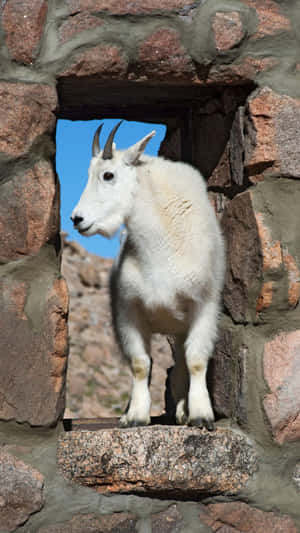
left=103, top=171, right=114, bottom=181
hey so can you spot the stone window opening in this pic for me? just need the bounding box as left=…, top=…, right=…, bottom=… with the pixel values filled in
left=56, top=81, right=255, bottom=430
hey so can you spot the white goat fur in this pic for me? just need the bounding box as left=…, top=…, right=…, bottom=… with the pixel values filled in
left=72, top=126, right=225, bottom=428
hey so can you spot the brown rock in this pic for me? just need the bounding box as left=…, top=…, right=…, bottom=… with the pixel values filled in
left=60, top=44, right=128, bottom=78
left=137, top=28, right=196, bottom=81
left=244, top=88, right=300, bottom=180
left=240, top=0, right=291, bottom=40
left=283, top=252, right=300, bottom=308
left=256, top=281, right=274, bottom=313
left=208, top=143, right=232, bottom=190
left=37, top=512, right=137, bottom=532
left=152, top=505, right=184, bottom=532
left=58, top=12, right=104, bottom=44
left=66, top=0, right=196, bottom=16
left=200, top=501, right=298, bottom=532
left=222, top=191, right=262, bottom=323
left=209, top=325, right=246, bottom=424
left=0, top=160, right=58, bottom=262
left=0, top=82, right=57, bottom=158
left=205, top=56, right=278, bottom=86
left=0, top=257, right=68, bottom=426
left=263, top=331, right=300, bottom=444
left=79, top=261, right=101, bottom=287
left=0, top=450, right=44, bottom=532
left=2, top=0, right=48, bottom=64
left=57, top=427, right=258, bottom=497
left=212, top=11, right=245, bottom=52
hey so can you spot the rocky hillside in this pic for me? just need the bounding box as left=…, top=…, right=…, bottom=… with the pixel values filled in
left=61, top=237, right=172, bottom=419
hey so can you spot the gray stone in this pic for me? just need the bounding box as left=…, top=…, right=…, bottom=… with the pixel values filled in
left=57, top=426, right=258, bottom=498
left=0, top=450, right=44, bottom=532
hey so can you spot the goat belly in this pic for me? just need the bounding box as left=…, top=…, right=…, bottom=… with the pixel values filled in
left=143, top=300, right=189, bottom=335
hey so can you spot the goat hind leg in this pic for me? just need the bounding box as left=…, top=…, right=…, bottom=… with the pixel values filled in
left=166, top=335, right=189, bottom=424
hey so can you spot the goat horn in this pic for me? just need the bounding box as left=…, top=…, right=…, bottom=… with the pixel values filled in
left=92, top=123, right=103, bottom=157
left=102, top=120, right=123, bottom=160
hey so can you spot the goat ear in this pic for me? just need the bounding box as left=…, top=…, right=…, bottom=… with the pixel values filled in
left=123, top=131, right=156, bottom=166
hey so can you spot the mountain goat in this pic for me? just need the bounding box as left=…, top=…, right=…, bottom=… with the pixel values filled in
left=71, top=121, right=225, bottom=429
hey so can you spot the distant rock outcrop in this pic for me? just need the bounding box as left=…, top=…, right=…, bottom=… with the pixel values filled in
left=61, top=236, right=172, bottom=419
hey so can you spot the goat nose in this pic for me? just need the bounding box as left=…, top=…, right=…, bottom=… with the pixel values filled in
left=71, top=215, right=84, bottom=227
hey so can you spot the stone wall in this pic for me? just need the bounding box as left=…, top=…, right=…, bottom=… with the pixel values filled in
left=1, top=0, right=300, bottom=532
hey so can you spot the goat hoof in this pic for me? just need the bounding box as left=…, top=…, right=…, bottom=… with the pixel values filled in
left=119, top=416, right=150, bottom=428
left=188, top=417, right=214, bottom=431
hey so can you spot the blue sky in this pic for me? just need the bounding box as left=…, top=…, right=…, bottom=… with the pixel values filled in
left=56, top=119, right=166, bottom=258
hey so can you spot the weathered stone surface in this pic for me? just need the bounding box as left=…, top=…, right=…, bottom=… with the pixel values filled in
left=0, top=256, right=68, bottom=426
left=244, top=88, right=300, bottom=180
left=66, top=0, right=196, bottom=15
left=57, top=427, right=258, bottom=497
left=2, top=0, right=48, bottom=64
left=37, top=512, right=137, bottom=532
left=205, top=56, right=278, bottom=86
left=222, top=191, right=262, bottom=323
left=263, top=331, right=300, bottom=444
left=208, top=143, right=232, bottom=190
left=0, top=82, right=57, bottom=159
left=209, top=323, right=248, bottom=425
left=60, top=44, right=128, bottom=78
left=241, top=0, right=291, bottom=39
left=137, top=28, right=196, bottom=81
left=58, top=12, right=104, bottom=44
left=0, top=160, right=58, bottom=262
left=152, top=505, right=184, bottom=532
left=0, top=450, right=44, bottom=532
left=199, top=501, right=299, bottom=532
left=252, top=181, right=300, bottom=316
left=212, top=11, right=245, bottom=52
left=79, top=261, right=101, bottom=287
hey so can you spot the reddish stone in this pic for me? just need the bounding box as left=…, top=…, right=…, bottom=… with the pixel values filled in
left=37, top=513, right=137, bottom=533
left=255, top=212, right=282, bottom=272
left=0, top=82, right=57, bottom=158
left=244, top=88, right=300, bottom=180
left=200, top=501, right=298, bottom=532
left=58, top=12, right=104, bottom=44
left=2, top=0, right=48, bottom=64
left=0, top=160, right=58, bottom=262
left=60, top=44, right=128, bottom=78
left=241, top=0, right=291, bottom=39
left=256, top=281, right=273, bottom=313
left=67, top=0, right=196, bottom=15
left=212, top=11, right=245, bottom=52
left=137, top=28, right=196, bottom=81
left=0, top=265, right=68, bottom=426
left=57, top=427, right=258, bottom=497
left=205, top=56, right=278, bottom=86
left=283, top=252, right=300, bottom=308
left=263, top=331, right=300, bottom=444
left=0, top=450, right=44, bottom=532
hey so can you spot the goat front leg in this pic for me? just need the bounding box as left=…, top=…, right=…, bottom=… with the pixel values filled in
left=116, top=311, right=152, bottom=427
left=185, top=300, right=218, bottom=430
